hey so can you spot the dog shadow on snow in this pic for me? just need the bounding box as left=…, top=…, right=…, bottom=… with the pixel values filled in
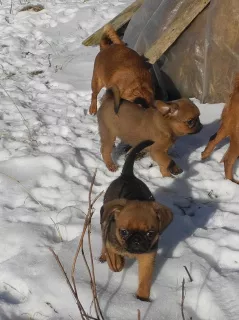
left=101, top=118, right=228, bottom=319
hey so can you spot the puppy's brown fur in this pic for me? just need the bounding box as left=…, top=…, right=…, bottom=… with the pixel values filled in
left=97, top=90, right=202, bottom=177
left=100, top=199, right=173, bottom=301
left=89, top=24, right=154, bottom=115
left=202, top=73, right=239, bottom=183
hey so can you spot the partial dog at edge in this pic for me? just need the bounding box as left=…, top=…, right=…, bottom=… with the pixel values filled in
left=97, top=89, right=203, bottom=177
left=89, top=24, right=154, bottom=115
left=100, top=140, right=173, bottom=301
left=202, top=73, right=239, bottom=183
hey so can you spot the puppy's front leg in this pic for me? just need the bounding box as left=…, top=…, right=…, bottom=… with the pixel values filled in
left=136, top=252, right=156, bottom=301
left=99, top=244, right=107, bottom=263
left=105, top=248, right=125, bottom=272
left=150, top=147, right=182, bottom=177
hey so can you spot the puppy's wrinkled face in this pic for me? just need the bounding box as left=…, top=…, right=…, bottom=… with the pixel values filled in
left=155, top=98, right=203, bottom=136
left=114, top=202, right=160, bottom=254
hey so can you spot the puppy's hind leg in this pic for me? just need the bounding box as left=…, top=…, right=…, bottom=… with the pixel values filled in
left=136, top=252, right=156, bottom=301
left=89, top=71, right=103, bottom=115
left=222, top=139, right=239, bottom=183
left=100, top=131, right=118, bottom=172
left=201, top=125, right=227, bottom=160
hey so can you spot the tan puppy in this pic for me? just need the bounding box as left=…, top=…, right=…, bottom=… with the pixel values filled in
left=97, top=90, right=202, bottom=177
left=89, top=24, right=154, bottom=115
left=202, top=73, right=239, bottom=183
left=100, top=141, right=173, bottom=301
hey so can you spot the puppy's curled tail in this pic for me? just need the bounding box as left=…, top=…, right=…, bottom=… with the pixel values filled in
left=121, top=140, right=154, bottom=177
left=100, top=24, right=124, bottom=50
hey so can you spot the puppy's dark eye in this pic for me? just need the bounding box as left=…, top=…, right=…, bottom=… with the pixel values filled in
left=146, top=230, right=155, bottom=239
left=119, top=229, right=129, bottom=238
left=187, top=119, right=195, bottom=128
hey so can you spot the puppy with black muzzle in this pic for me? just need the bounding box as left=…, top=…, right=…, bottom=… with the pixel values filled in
left=100, top=140, right=173, bottom=301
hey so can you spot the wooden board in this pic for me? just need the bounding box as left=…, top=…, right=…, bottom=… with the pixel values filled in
left=82, top=0, right=144, bottom=47
left=145, top=0, right=210, bottom=64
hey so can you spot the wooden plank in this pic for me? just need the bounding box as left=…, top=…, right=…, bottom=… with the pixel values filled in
left=145, top=0, right=210, bottom=64
left=82, top=0, right=144, bottom=47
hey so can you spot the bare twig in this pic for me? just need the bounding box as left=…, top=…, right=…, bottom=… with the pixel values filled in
left=51, top=170, right=104, bottom=320
left=71, top=169, right=104, bottom=320
left=71, top=170, right=104, bottom=292
left=183, top=266, right=193, bottom=282
left=49, top=247, right=88, bottom=320
left=137, top=309, right=141, bottom=320
left=87, top=214, right=104, bottom=320
left=181, top=278, right=186, bottom=320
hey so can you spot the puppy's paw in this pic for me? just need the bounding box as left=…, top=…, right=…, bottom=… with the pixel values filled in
left=99, top=254, right=106, bottom=263
left=89, top=105, right=97, bottom=115
left=106, top=163, right=119, bottom=172
left=136, top=295, right=151, bottom=302
left=201, top=150, right=209, bottom=160
left=168, top=160, right=183, bottom=175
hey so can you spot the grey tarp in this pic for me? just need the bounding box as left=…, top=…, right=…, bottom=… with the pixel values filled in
left=123, top=0, right=239, bottom=103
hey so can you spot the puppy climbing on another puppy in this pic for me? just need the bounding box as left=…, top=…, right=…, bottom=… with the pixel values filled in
left=202, top=73, right=239, bottom=183
left=100, top=140, right=173, bottom=301
left=97, top=89, right=203, bottom=176
left=89, top=24, right=154, bottom=115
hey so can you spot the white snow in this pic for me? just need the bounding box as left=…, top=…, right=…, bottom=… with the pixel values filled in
left=0, top=0, right=239, bottom=319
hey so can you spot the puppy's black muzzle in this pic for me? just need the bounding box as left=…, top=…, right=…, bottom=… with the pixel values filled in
left=190, top=119, right=203, bottom=134
left=126, top=232, right=151, bottom=254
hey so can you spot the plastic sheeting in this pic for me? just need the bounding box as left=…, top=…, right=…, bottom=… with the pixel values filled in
left=123, top=0, right=239, bottom=103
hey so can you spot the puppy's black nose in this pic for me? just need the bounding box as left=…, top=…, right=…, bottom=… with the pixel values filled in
left=127, top=232, right=149, bottom=253
left=132, top=235, right=141, bottom=248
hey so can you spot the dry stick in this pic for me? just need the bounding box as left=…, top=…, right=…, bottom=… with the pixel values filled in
left=71, top=169, right=97, bottom=295
left=137, top=309, right=141, bottom=320
left=81, top=247, right=101, bottom=320
left=184, top=266, right=193, bottom=282
left=49, top=247, right=88, bottom=320
left=87, top=172, right=104, bottom=320
left=87, top=217, right=104, bottom=320
left=71, top=170, right=104, bottom=317
left=181, top=278, right=186, bottom=320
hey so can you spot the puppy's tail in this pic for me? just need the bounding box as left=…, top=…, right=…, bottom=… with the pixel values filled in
left=100, top=24, right=124, bottom=50
left=110, top=85, right=123, bottom=114
left=121, top=140, right=154, bottom=177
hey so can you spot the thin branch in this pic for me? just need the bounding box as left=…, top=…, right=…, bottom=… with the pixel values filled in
left=181, top=278, right=186, bottom=320
left=87, top=217, right=104, bottom=320
left=71, top=169, right=104, bottom=318
left=184, top=266, right=193, bottom=282
left=137, top=309, right=141, bottom=320
left=49, top=247, right=88, bottom=320
left=81, top=247, right=100, bottom=320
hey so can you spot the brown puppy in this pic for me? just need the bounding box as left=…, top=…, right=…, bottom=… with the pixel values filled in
left=100, top=141, right=173, bottom=301
left=202, top=73, right=239, bottom=183
left=89, top=24, right=154, bottom=115
left=97, top=90, right=202, bottom=177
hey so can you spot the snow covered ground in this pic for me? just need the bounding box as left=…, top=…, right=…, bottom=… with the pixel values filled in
left=0, top=0, right=239, bottom=319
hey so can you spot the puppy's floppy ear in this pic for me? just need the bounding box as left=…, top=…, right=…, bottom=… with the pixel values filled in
left=154, top=100, right=179, bottom=117
left=101, top=199, right=128, bottom=224
left=151, top=202, right=173, bottom=233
